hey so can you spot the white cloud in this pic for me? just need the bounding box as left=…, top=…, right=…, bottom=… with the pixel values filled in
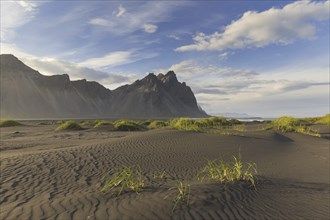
left=143, top=23, right=158, bottom=33
left=218, top=52, right=233, bottom=60
left=89, top=18, right=112, bottom=27
left=166, top=60, right=258, bottom=79
left=1, top=43, right=133, bottom=87
left=115, top=4, right=126, bottom=17
left=161, top=59, right=329, bottom=117
left=168, top=35, right=181, bottom=40
left=0, top=0, right=41, bottom=41
left=78, top=50, right=158, bottom=69
left=88, top=1, right=189, bottom=35
left=176, top=0, right=330, bottom=52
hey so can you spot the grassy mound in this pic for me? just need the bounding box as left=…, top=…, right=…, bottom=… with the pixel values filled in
left=167, top=117, right=242, bottom=133
left=114, top=120, right=143, bottom=131
left=198, top=155, right=257, bottom=187
left=93, top=120, right=112, bottom=128
left=271, top=116, right=320, bottom=137
left=294, top=126, right=320, bottom=137
left=55, top=121, right=82, bottom=131
left=37, top=122, right=50, bottom=125
left=101, top=166, right=145, bottom=195
left=147, top=120, right=168, bottom=129
left=169, top=118, right=201, bottom=131
left=0, top=120, right=22, bottom=127
left=272, top=116, right=300, bottom=132
left=314, top=114, right=330, bottom=126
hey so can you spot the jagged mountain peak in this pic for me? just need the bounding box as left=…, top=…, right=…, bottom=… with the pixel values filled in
left=0, top=54, right=208, bottom=118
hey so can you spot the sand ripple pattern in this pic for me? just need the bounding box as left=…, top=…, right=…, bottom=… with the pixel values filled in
left=1, top=129, right=329, bottom=219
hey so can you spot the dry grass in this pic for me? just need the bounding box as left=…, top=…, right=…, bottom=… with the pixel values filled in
left=101, top=166, right=145, bottom=195
left=55, top=121, right=82, bottom=131
left=198, top=154, right=257, bottom=188
left=0, top=120, right=22, bottom=127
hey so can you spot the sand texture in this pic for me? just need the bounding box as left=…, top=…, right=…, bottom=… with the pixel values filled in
left=1, top=123, right=329, bottom=219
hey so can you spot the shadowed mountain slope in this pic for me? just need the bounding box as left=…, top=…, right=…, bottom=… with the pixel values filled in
left=0, top=54, right=207, bottom=119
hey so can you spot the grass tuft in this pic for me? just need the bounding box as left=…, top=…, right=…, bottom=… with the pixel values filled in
left=314, top=114, right=330, bottom=126
left=152, top=170, right=167, bottom=179
left=198, top=154, right=257, bottom=187
left=165, top=180, right=191, bottom=213
left=169, top=118, right=202, bottom=131
left=0, top=120, right=22, bottom=127
left=270, top=116, right=321, bottom=137
left=294, top=126, right=320, bottom=137
left=55, top=121, right=82, bottom=131
left=272, top=116, right=300, bottom=132
left=93, top=120, right=112, bottom=128
left=147, top=120, right=168, bottom=129
left=101, top=166, right=145, bottom=195
left=114, top=120, right=144, bottom=131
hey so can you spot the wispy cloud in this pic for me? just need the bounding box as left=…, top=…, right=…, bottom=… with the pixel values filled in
left=0, top=0, right=42, bottom=41
left=168, top=35, right=181, bottom=40
left=163, top=60, right=328, bottom=99
left=115, top=4, right=126, bottom=18
left=176, top=1, right=329, bottom=52
left=143, top=24, right=158, bottom=33
left=88, top=1, right=189, bottom=35
left=78, top=50, right=158, bottom=69
left=1, top=43, right=134, bottom=86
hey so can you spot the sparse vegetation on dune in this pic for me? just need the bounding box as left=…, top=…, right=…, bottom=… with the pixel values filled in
left=55, top=121, right=82, bottom=131
left=152, top=170, right=168, bottom=179
left=93, top=120, right=112, bottom=128
left=114, top=120, right=144, bottom=131
left=37, top=121, right=50, bottom=125
left=313, top=114, right=330, bottom=126
left=167, top=117, right=243, bottom=135
left=169, top=180, right=191, bottom=212
left=272, top=116, right=300, bottom=132
left=294, top=126, right=320, bottom=137
left=79, top=120, right=93, bottom=126
left=169, top=118, right=202, bottom=131
left=101, top=166, right=145, bottom=195
left=270, top=116, right=321, bottom=137
left=147, top=120, right=168, bottom=129
left=198, top=154, right=257, bottom=187
left=0, top=120, right=22, bottom=127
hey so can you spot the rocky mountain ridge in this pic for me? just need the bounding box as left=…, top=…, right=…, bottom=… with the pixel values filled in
left=0, top=54, right=207, bottom=119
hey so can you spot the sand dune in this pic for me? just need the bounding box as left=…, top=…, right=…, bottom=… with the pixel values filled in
left=1, top=124, right=329, bottom=219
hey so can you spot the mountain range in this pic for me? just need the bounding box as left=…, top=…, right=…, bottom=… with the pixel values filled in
left=0, top=54, right=207, bottom=119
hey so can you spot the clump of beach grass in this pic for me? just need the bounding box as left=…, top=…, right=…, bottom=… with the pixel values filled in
left=165, top=180, right=191, bottom=212
left=37, top=121, right=50, bottom=125
left=294, top=126, right=320, bottom=137
left=0, top=120, right=22, bottom=127
left=232, top=124, right=246, bottom=132
left=147, top=120, right=168, bottom=129
left=101, top=166, right=145, bottom=195
left=93, top=120, right=112, bottom=128
left=55, top=121, right=82, bottom=131
left=272, top=116, right=300, bottom=132
left=169, top=118, right=202, bottom=132
left=114, top=120, right=144, bottom=131
left=198, top=154, right=257, bottom=188
left=168, top=116, right=242, bottom=132
left=314, top=114, right=330, bottom=126
left=270, top=116, right=321, bottom=137
left=152, top=170, right=167, bottom=179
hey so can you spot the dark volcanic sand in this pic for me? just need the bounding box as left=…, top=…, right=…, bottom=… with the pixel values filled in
left=0, top=123, right=329, bottom=219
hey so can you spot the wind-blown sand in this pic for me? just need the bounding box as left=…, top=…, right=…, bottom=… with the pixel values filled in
left=1, top=123, right=329, bottom=219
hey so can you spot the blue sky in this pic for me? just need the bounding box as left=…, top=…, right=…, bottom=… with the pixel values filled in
left=1, top=0, right=329, bottom=117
